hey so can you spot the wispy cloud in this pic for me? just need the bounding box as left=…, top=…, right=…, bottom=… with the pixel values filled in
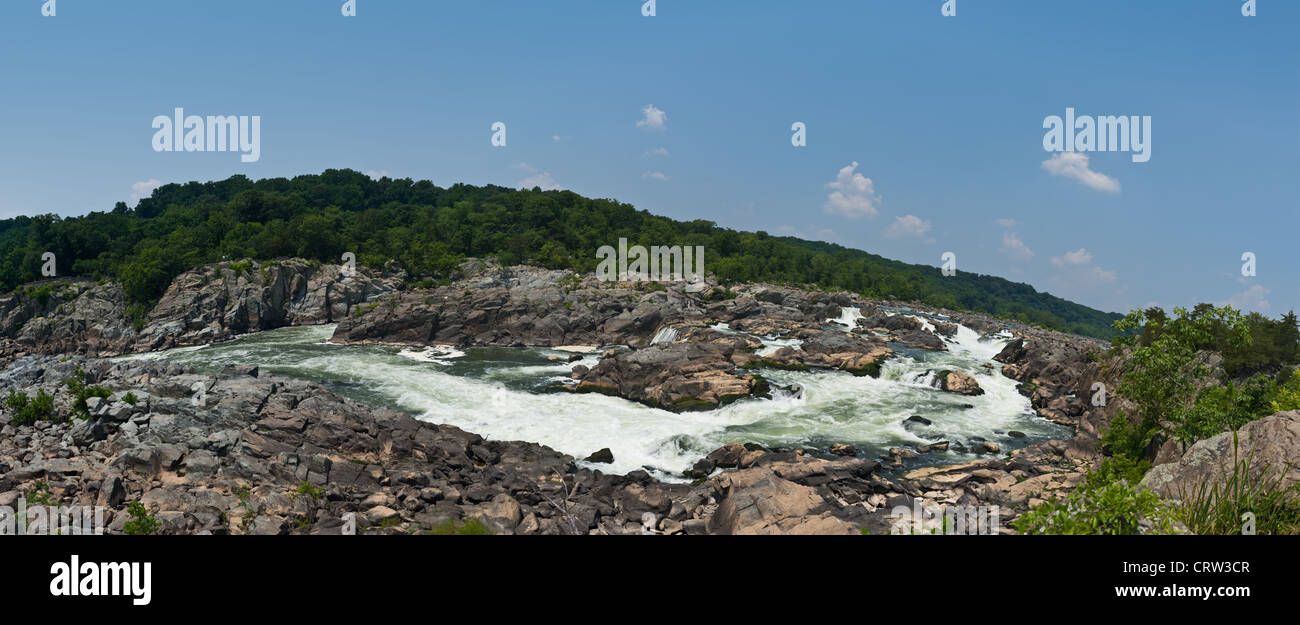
left=997, top=219, right=1033, bottom=260
left=130, top=179, right=162, bottom=202
left=642, top=171, right=669, bottom=181
left=1041, top=152, right=1121, bottom=193
left=516, top=166, right=563, bottom=191
left=1219, top=284, right=1271, bottom=313
left=637, top=104, right=667, bottom=131
left=645, top=147, right=670, bottom=158
left=884, top=214, right=933, bottom=241
left=365, top=170, right=390, bottom=181
left=824, top=161, right=881, bottom=218
left=1050, top=247, right=1117, bottom=285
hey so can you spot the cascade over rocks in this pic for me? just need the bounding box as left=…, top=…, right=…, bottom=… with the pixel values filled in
left=6, top=258, right=1212, bottom=534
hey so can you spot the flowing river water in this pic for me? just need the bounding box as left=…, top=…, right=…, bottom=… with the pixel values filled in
left=119, top=310, right=1069, bottom=481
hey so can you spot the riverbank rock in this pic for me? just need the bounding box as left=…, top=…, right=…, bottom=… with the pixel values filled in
left=135, top=259, right=402, bottom=352
left=570, top=342, right=767, bottom=411
left=1142, top=411, right=1300, bottom=501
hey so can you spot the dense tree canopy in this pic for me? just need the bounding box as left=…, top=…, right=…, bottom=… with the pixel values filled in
left=0, top=169, right=1125, bottom=338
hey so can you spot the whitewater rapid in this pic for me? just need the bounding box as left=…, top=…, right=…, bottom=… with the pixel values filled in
left=120, top=314, right=1068, bottom=481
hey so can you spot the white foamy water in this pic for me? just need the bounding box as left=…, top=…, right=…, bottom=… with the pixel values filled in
left=397, top=345, right=466, bottom=365
left=827, top=306, right=864, bottom=331
left=650, top=326, right=680, bottom=344
left=129, top=318, right=1068, bottom=480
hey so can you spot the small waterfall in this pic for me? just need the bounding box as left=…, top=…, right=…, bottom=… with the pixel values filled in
left=912, top=369, right=939, bottom=389
left=827, top=306, right=863, bottom=331
left=651, top=326, right=680, bottom=345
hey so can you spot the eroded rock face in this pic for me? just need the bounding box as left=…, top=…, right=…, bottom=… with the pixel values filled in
left=1142, top=412, right=1300, bottom=500
left=6, top=282, right=135, bottom=357
left=136, top=259, right=403, bottom=352
left=702, top=452, right=882, bottom=535
left=938, top=370, right=984, bottom=396
left=748, top=331, right=893, bottom=377
left=571, top=341, right=767, bottom=411
left=0, top=260, right=402, bottom=362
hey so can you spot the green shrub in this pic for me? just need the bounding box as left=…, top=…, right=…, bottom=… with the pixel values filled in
left=1091, top=454, right=1152, bottom=486
left=1271, top=369, right=1300, bottom=413
left=294, top=481, right=323, bottom=500
left=121, top=392, right=139, bottom=406
left=62, top=366, right=112, bottom=419
left=5, top=389, right=58, bottom=426
left=123, top=501, right=160, bottom=535
left=1014, top=473, right=1182, bottom=535
left=27, top=481, right=54, bottom=506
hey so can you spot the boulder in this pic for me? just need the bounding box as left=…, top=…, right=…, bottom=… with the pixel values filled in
left=1143, top=412, right=1300, bottom=501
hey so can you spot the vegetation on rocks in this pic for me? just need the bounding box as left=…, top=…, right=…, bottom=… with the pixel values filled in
left=4, top=388, right=56, bottom=426
left=123, top=501, right=160, bottom=536
left=1016, top=304, right=1300, bottom=534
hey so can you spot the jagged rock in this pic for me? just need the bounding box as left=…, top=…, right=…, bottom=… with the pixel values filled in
left=1142, top=412, right=1300, bottom=500
left=571, top=342, right=766, bottom=411
left=583, top=448, right=614, bottom=464
left=937, top=370, right=984, bottom=396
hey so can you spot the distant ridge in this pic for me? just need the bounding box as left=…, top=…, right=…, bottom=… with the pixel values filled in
left=0, top=169, right=1121, bottom=339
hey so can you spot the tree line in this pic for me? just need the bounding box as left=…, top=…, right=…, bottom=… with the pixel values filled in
left=0, top=169, right=1125, bottom=336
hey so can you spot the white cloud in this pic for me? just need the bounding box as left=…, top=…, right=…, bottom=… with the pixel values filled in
left=637, top=104, right=667, bottom=131
left=130, top=179, right=163, bottom=202
left=645, top=147, right=670, bottom=158
left=1050, top=247, right=1117, bottom=286
left=823, top=161, right=881, bottom=218
left=517, top=171, right=563, bottom=191
left=642, top=171, right=669, bottom=181
left=1051, top=247, right=1094, bottom=267
left=884, top=214, right=932, bottom=240
left=996, top=220, right=1034, bottom=260
left=364, top=170, right=390, bottom=181
left=1041, top=152, right=1121, bottom=193
left=1219, top=285, right=1271, bottom=313
left=552, top=135, right=562, bottom=142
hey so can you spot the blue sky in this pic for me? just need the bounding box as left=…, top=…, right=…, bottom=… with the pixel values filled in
left=1, top=0, right=1297, bottom=317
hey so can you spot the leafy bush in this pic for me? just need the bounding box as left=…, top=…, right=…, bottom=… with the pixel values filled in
left=294, top=481, right=323, bottom=500
left=62, top=366, right=112, bottom=419
left=1270, top=369, right=1300, bottom=413
left=27, top=481, right=54, bottom=506
left=123, top=501, right=160, bottom=536
left=1185, top=376, right=1279, bottom=440
left=1014, top=472, right=1182, bottom=535
left=5, top=389, right=58, bottom=426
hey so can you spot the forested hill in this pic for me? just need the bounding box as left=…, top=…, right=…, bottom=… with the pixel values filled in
left=0, top=169, right=1123, bottom=338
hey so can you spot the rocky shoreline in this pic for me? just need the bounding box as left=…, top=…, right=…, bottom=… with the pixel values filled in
left=5, top=258, right=1280, bottom=534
